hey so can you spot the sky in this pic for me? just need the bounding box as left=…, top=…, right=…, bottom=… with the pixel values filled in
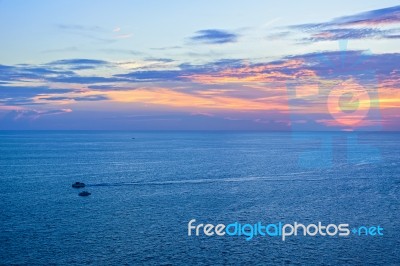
left=0, top=0, right=399, bottom=130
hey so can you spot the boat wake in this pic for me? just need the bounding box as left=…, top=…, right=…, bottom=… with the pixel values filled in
left=86, top=173, right=374, bottom=187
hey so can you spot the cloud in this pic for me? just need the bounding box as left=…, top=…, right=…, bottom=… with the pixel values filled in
left=0, top=85, right=76, bottom=106
left=190, top=29, right=238, bottom=44
left=286, top=50, right=400, bottom=83
left=287, top=5, right=400, bottom=42
left=87, top=85, right=134, bottom=91
left=57, top=24, right=105, bottom=32
left=96, top=51, right=400, bottom=88
left=292, top=5, right=400, bottom=30
left=0, top=61, right=120, bottom=85
left=99, top=48, right=142, bottom=55
left=2, top=51, right=398, bottom=90
left=48, top=58, right=110, bottom=70
left=0, top=85, right=74, bottom=98
left=0, top=50, right=398, bottom=131
left=113, top=59, right=243, bottom=82
left=331, top=5, right=400, bottom=26
left=115, top=70, right=186, bottom=82
left=5, top=108, right=72, bottom=121
left=305, top=28, right=400, bottom=42
left=47, top=75, right=122, bottom=84
left=144, top=58, right=174, bottom=63
left=150, top=46, right=182, bottom=51
left=39, top=95, right=109, bottom=102
left=56, top=24, right=116, bottom=43
left=0, top=64, right=74, bottom=82
left=106, top=87, right=287, bottom=111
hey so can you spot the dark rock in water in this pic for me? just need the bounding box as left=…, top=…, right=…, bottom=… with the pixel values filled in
left=78, top=191, right=91, bottom=196
left=72, top=182, right=85, bottom=188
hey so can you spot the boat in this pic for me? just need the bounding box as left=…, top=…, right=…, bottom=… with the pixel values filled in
left=78, top=191, right=91, bottom=196
left=72, top=182, right=85, bottom=188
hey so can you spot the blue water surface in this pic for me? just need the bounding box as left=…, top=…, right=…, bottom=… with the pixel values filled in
left=0, top=131, right=399, bottom=265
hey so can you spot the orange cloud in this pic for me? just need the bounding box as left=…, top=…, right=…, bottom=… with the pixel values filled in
left=105, top=88, right=288, bottom=111
left=182, top=59, right=308, bottom=84
left=378, top=87, right=400, bottom=109
left=0, top=105, right=25, bottom=111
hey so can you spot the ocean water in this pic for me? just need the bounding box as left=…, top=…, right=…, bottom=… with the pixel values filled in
left=0, top=131, right=399, bottom=265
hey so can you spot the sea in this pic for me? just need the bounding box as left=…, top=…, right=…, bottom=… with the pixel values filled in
left=0, top=131, right=399, bottom=265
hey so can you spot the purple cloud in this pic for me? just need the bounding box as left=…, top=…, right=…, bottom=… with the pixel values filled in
left=288, top=5, right=400, bottom=42
left=190, top=29, right=238, bottom=44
